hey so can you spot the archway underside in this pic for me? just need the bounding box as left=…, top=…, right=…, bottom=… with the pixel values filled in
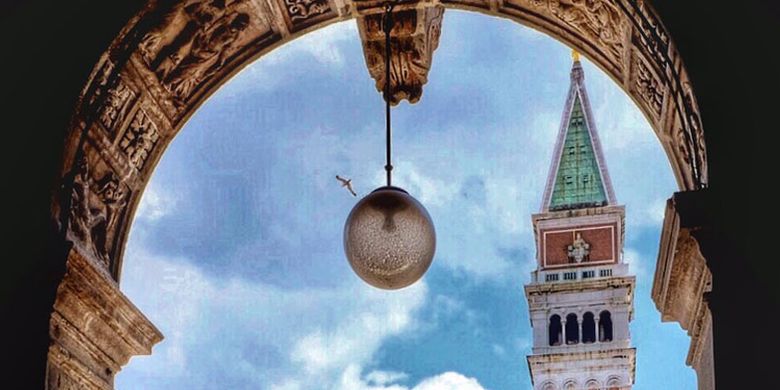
left=46, top=0, right=709, bottom=388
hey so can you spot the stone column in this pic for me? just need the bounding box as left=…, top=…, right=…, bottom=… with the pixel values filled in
left=46, top=248, right=162, bottom=389
left=652, top=191, right=713, bottom=390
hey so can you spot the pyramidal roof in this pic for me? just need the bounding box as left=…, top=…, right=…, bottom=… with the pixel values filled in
left=540, top=57, right=616, bottom=212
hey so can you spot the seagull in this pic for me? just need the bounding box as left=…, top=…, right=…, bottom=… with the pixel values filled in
left=336, top=175, right=357, bottom=196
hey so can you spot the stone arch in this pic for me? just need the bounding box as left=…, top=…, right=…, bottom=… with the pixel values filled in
left=549, top=314, right=563, bottom=346
left=582, top=311, right=596, bottom=343
left=563, top=379, right=578, bottom=390
left=606, top=375, right=622, bottom=389
left=541, top=380, right=557, bottom=390
left=585, top=379, right=601, bottom=390
left=565, top=313, right=579, bottom=344
left=47, top=0, right=709, bottom=387
left=599, top=310, right=613, bottom=342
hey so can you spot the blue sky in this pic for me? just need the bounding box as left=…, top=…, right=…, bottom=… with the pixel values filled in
left=116, top=11, right=696, bottom=390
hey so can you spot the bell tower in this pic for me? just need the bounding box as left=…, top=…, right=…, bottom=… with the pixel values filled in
left=524, top=52, right=636, bottom=390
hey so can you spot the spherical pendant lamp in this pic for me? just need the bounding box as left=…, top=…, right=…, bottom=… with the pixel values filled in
left=344, top=186, right=435, bottom=289
left=343, top=2, right=436, bottom=290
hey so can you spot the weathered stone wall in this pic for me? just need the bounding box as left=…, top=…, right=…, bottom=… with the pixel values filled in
left=652, top=195, right=714, bottom=390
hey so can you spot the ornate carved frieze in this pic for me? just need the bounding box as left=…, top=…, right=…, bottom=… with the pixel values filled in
left=119, top=109, right=161, bottom=172
left=667, top=111, right=696, bottom=190
left=439, top=0, right=493, bottom=12
left=99, top=81, right=137, bottom=133
left=68, top=146, right=130, bottom=270
left=627, top=0, right=672, bottom=80
left=629, top=51, right=665, bottom=123
left=357, top=6, right=444, bottom=105
left=279, top=0, right=336, bottom=31
left=679, top=75, right=707, bottom=185
left=623, top=0, right=707, bottom=188
left=47, top=249, right=163, bottom=390
left=136, top=0, right=273, bottom=108
left=514, top=0, right=629, bottom=73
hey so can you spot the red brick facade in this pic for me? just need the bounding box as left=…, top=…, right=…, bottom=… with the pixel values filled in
left=541, top=223, right=617, bottom=268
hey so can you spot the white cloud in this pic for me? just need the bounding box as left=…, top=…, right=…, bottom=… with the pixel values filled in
left=624, top=247, right=647, bottom=279
left=286, top=21, right=356, bottom=67
left=413, top=372, right=485, bottom=390
left=290, top=281, right=424, bottom=376
left=218, top=21, right=357, bottom=96
left=644, top=197, right=669, bottom=226
left=338, top=365, right=485, bottom=390
left=382, top=160, right=460, bottom=208
left=117, top=243, right=428, bottom=389
left=366, top=370, right=409, bottom=386
left=339, top=365, right=409, bottom=390
left=135, top=180, right=177, bottom=222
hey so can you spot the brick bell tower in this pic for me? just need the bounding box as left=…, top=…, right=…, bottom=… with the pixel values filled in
left=524, top=52, right=636, bottom=390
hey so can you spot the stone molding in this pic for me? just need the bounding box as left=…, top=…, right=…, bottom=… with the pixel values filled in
left=652, top=194, right=714, bottom=390
left=356, top=5, right=444, bottom=105
left=46, top=249, right=162, bottom=389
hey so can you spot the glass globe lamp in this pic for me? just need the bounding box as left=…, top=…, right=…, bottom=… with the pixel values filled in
left=344, top=186, right=436, bottom=289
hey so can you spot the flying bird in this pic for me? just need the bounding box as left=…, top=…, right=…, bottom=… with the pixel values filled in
left=336, top=175, right=357, bottom=197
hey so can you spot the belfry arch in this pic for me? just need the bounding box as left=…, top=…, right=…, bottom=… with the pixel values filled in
left=46, top=0, right=711, bottom=388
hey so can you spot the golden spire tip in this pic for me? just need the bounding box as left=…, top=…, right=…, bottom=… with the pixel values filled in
left=572, top=49, right=580, bottom=63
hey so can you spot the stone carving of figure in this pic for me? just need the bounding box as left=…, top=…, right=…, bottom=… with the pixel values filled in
left=584, top=0, right=621, bottom=46
left=93, top=173, right=127, bottom=266
left=70, top=158, right=95, bottom=249
left=68, top=159, right=127, bottom=267
left=546, top=0, right=623, bottom=60
left=143, top=0, right=248, bottom=80
left=567, top=232, right=591, bottom=263
left=162, top=12, right=251, bottom=101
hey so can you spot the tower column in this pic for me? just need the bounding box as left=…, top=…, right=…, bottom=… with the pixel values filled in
left=595, top=317, right=600, bottom=343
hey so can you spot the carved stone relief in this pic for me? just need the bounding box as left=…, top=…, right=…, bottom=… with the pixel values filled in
left=99, top=81, right=137, bottom=133
left=68, top=147, right=129, bottom=269
left=630, top=0, right=671, bottom=78
left=627, top=0, right=707, bottom=187
left=47, top=250, right=162, bottom=389
left=358, top=6, right=444, bottom=104
left=119, top=109, right=161, bottom=172
left=669, top=112, right=696, bottom=190
left=280, top=0, right=335, bottom=32
left=520, top=0, right=628, bottom=71
left=630, top=52, right=664, bottom=122
left=653, top=198, right=714, bottom=389
left=137, top=0, right=264, bottom=105
left=680, top=78, right=708, bottom=185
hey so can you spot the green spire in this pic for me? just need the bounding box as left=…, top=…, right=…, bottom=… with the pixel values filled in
left=548, top=94, right=608, bottom=210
